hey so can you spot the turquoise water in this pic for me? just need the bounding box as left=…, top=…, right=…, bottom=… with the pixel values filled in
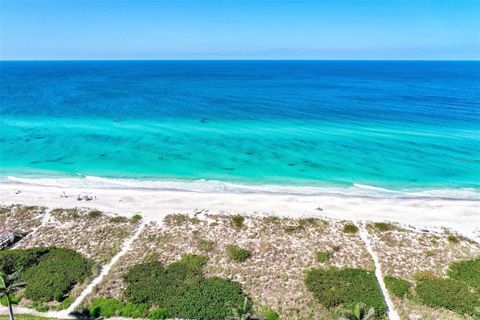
left=1, top=61, right=479, bottom=197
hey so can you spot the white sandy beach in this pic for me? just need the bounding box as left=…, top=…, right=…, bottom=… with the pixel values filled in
left=1, top=181, right=479, bottom=241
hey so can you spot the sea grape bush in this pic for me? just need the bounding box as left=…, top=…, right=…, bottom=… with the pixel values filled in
left=305, top=267, right=386, bottom=317
left=415, top=278, right=479, bottom=315
left=447, top=257, right=480, bottom=289
left=22, top=248, right=93, bottom=302
left=0, top=247, right=93, bottom=303
left=121, top=254, right=252, bottom=320
left=384, top=275, right=411, bottom=298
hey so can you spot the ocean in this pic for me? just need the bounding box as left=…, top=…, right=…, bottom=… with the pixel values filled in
left=0, top=61, right=479, bottom=199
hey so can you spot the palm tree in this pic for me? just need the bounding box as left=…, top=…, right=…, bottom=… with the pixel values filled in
left=339, top=303, right=375, bottom=320
left=0, top=270, right=24, bottom=320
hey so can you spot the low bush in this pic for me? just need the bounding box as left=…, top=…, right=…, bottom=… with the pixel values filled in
left=415, top=278, right=479, bottom=316
left=148, top=307, right=170, bottom=319
left=89, top=298, right=126, bottom=317
left=298, top=218, right=320, bottom=227
left=197, top=238, right=215, bottom=252
left=131, top=214, right=142, bottom=223
left=109, top=216, right=129, bottom=223
left=122, top=255, right=252, bottom=320
left=315, top=251, right=331, bottom=263
left=305, top=267, right=386, bottom=317
left=121, top=302, right=150, bottom=318
left=175, top=253, right=208, bottom=272
left=343, top=224, right=359, bottom=234
left=0, top=247, right=93, bottom=303
left=21, top=248, right=94, bottom=302
left=373, top=222, right=395, bottom=232
left=0, top=247, right=48, bottom=274
left=226, top=245, right=252, bottom=262
left=263, top=309, right=280, bottom=320
left=52, top=296, right=73, bottom=310
left=232, top=215, right=245, bottom=228
left=88, top=298, right=150, bottom=318
left=447, top=235, right=460, bottom=244
left=384, top=275, right=411, bottom=298
left=164, top=214, right=200, bottom=225
left=0, top=294, right=21, bottom=306
left=448, top=257, right=480, bottom=289
left=88, top=210, right=102, bottom=219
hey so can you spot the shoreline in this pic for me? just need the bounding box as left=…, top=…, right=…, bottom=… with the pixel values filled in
left=1, top=181, right=479, bottom=241
left=4, top=175, right=480, bottom=201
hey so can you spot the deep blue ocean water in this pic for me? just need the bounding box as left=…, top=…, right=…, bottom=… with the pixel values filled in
left=1, top=61, right=479, bottom=198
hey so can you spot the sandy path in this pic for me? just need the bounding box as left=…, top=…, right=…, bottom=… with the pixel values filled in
left=359, top=222, right=400, bottom=320
left=57, top=222, right=146, bottom=317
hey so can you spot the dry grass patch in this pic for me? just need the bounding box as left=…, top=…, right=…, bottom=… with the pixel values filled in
left=366, top=226, right=479, bottom=280
left=0, top=205, right=45, bottom=233
left=16, top=208, right=141, bottom=264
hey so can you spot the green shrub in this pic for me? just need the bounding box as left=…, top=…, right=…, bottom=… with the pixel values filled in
left=343, top=224, right=359, bottom=234
left=88, top=210, right=102, bottom=219
left=448, top=235, right=460, bottom=244
left=88, top=298, right=149, bottom=318
left=171, top=277, right=252, bottom=319
left=35, top=305, right=49, bottom=312
left=131, top=214, right=142, bottom=223
left=226, top=245, right=252, bottom=262
left=0, top=247, right=48, bottom=274
left=315, top=251, right=331, bottom=263
left=448, top=257, right=480, bottom=289
left=305, top=267, right=386, bottom=317
left=0, top=247, right=93, bottom=303
left=232, top=215, right=245, bottom=228
left=110, top=216, right=129, bottom=223
left=121, top=302, right=149, bottom=318
left=0, top=294, right=21, bottom=306
left=415, top=278, right=479, bottom=315
left=197, top=238, right=215, bottom=252
left=373, top=222, right=395, bottom=232
left=298, top=218, right=319, bottom=227
left=175, top=254, right=208, bottom=272
left=123, top=257, right=252, bottom=320
left=384, top=276, right=411, bottom=298
left=52, top=296, right=73, bottom=310
left=263, top=309, right=280, bottom=320
left=164, top=214, right=200, bottom=225
left=148, top=307, right=170, bottom=319
left=21, top=248, right=94, bottom=302
left=88, top=298, right=125, bottom=317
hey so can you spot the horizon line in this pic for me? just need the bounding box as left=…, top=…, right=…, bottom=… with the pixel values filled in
left=1, top=59, right=479, bottom=62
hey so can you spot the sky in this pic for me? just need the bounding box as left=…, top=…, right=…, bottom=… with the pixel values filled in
left=1, top=0, right=479, bottom=60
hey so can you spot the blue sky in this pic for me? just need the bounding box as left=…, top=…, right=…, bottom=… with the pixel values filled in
left=1, top=0, right=479, bottom=60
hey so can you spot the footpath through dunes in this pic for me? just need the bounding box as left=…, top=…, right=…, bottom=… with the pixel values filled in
left=0, top=205, right=143, bottom=315
left=1, top=205, right=479, bottom=320
left=365, top=222, right=480, bottom=320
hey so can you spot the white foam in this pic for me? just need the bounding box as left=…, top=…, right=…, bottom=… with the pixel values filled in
left=4, top=175, right=479, bottom=201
